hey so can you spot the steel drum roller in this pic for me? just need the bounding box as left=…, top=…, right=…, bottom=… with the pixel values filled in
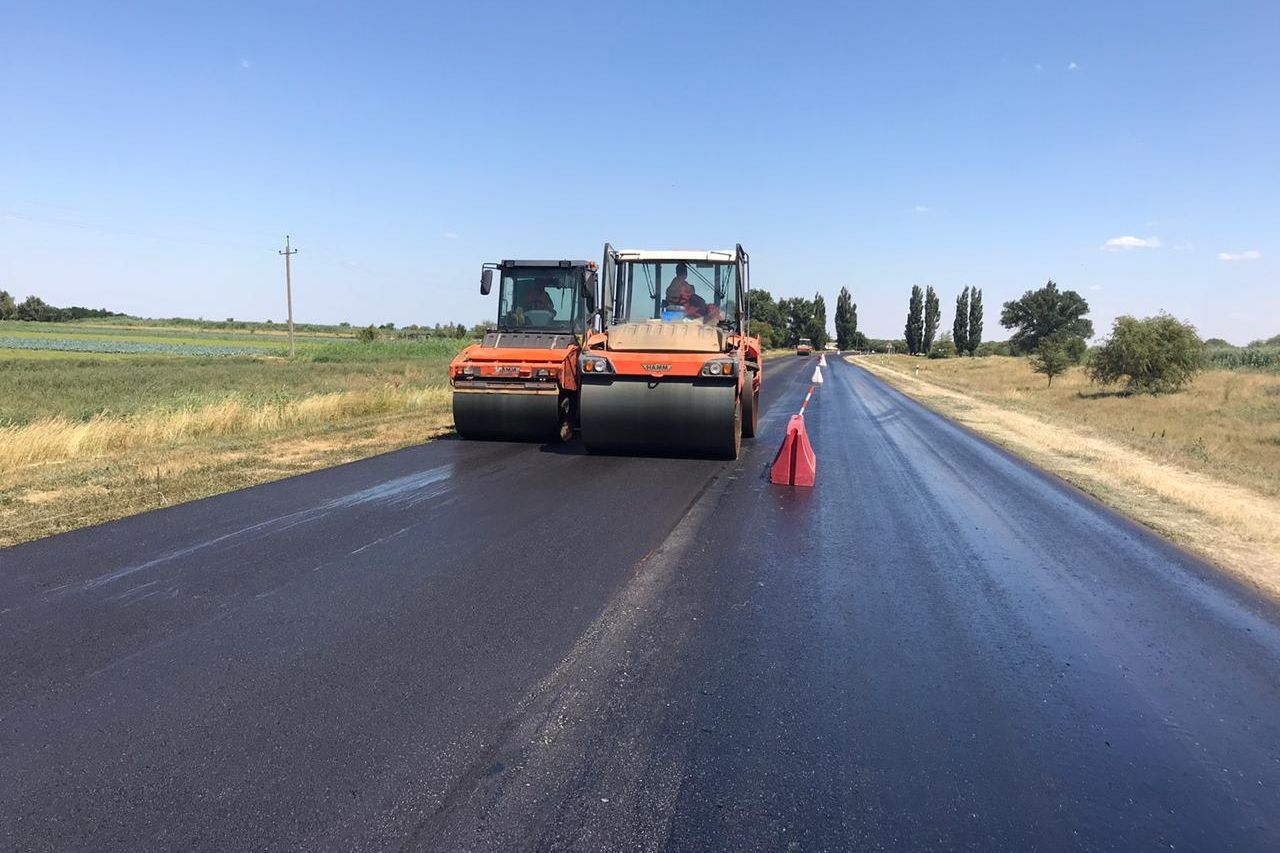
left=452, top=389, right=565, bottom=442
left=580, top=378, right=740, bottom=458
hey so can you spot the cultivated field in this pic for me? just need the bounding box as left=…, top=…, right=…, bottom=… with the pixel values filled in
left=0, top=321, right=463, bottom=545
left=853, top=354, right=1280, bottom=597
left=0, top=318, right=346, bottom=357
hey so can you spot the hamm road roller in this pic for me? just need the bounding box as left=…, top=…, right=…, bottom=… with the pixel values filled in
left=450, top=258, right=597, bottom=441
left=578, top=245, right=762, bottom=459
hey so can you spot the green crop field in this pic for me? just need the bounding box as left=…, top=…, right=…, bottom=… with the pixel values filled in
left=1205, top=345, right=1280, bottom=371
left=0, top=319, right=352, bottom=354
left=0, top=323, right=465, bottom=425
left=1, top=320, right=469, bottom=545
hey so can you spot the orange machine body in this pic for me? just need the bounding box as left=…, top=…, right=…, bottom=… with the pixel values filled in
left=449, top=341, right=580, bottom=393
left=582, top=330, right=760, bottom=392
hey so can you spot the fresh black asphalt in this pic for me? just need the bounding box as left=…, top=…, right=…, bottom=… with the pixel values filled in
left=2, top=355, right=1278, bottom=852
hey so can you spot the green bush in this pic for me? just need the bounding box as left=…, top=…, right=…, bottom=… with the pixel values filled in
left=928, top=338, right=957, bottom=359
left=975, top=341, right=1012, bottom=357
left=1029, top=335, right=1074, bottom=387
left=1088, top=313, right=1203, bottom=394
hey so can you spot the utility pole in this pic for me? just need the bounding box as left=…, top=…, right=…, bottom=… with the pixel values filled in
left=278, top=235, right=297, bottom=357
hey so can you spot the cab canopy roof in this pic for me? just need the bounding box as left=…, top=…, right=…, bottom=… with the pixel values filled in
left=613, top=249, right=740, bottom=263
left=500, top=259, right=594, bottom=268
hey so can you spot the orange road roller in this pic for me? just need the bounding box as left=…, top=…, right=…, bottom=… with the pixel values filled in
left=450, top=259, right=597, bottom=442
left=578, top=245, right=762, bottom=459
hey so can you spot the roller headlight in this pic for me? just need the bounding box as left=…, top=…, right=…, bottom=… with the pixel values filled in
left=700, top=360, right=735, bottom=377
left=580, top=355, right=613, bottom=374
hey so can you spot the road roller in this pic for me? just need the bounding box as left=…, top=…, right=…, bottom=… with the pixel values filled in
left=450, top=258, right=597, bottom=441
left=578, top=245, right=762, bottom=459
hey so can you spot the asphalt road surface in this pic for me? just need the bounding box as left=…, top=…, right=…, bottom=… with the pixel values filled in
left=3, top=356, right=1278, bottom=852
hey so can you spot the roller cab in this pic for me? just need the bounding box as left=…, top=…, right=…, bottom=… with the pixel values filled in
left=580, top=246, right=762, bottom=459
left=450, top=259, right=597, bottom=442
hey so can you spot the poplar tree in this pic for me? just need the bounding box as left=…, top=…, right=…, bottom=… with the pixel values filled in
left=953, top=287, right=970, bottom=355
left=835, top=286, right=858, bottom=350
left=922, top=286, right=940, bottom=354
left=810, top=293, right=829, bottom=349
left=968, top=288, right=984, bottom=355
left=905, top=286, right=924, bottom=354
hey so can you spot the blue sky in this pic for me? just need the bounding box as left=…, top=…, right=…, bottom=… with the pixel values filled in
left=2, top=1, right=1276, bottom=342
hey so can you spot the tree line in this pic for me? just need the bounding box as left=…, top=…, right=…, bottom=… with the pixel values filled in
left=0, top=291, right=123, bottom=322
left=891, top=279, right=1211, bottom=393
left=747, top=289, right=829, bottom=350
left=903, top=284, right=985, bottom=356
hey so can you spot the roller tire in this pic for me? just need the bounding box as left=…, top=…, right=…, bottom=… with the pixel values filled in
left=556, top=394, right=573, bottom=443
left=725, top=397, right=743, bottom=460
left=742, top=381, right=759, bottom=439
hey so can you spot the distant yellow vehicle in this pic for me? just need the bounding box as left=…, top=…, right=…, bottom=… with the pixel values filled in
left=796, top=337, right=813, bottom=356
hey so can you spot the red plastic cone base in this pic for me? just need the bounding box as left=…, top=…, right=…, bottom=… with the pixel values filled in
left=770, top=414, right=817, bottom=487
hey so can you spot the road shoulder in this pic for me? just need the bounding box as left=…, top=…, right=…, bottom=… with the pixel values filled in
left=849, top=355, right=1280, bottom=601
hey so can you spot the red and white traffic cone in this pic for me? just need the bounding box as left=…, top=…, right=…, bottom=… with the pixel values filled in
left=770, top=384, right=818, bottom=488
left=770, top=414, right=816, bottom=487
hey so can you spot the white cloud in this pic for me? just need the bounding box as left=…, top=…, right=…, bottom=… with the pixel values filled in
left=240, top=58, right=252, bottom=69
left=911, top=205, right=931, bottom=214
left=444, top=231, right=459, bottom=240
left=1102, top=235, right=1161, bottom=251
left=1068, top=61, right=1079, bottom=71
left=1089, top=284, right=1104, bottom=291
left=1217, top=250, right=1261, bottom=262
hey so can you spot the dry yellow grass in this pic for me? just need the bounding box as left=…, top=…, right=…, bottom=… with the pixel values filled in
left=0, top=386, right=450, bottom=473
left=863, top=356, right=1280, bottom=495
left=0, top=387, right=454, bottom=547
left=853, top=355, right=1280, bottom=599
